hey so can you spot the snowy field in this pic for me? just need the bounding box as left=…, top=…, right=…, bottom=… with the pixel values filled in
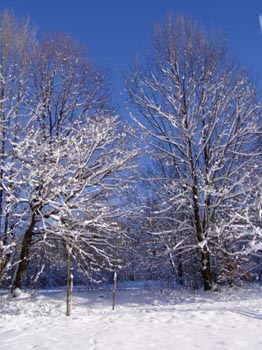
left=0, top=282, right=262, bottom=350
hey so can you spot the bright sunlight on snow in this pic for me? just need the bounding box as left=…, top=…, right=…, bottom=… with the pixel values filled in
left=0, top=282, right=262, bottom=350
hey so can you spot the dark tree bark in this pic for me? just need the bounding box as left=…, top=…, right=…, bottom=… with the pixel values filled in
left=11, top=213, right=36, bottom=294
left=66, top=242, right=73, bottom=316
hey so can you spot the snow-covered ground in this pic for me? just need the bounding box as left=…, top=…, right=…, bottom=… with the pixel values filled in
left=0, top=282, right=262, bottom=350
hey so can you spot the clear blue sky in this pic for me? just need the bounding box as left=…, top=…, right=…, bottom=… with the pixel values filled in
left=1, top=0, right=262, bottom=93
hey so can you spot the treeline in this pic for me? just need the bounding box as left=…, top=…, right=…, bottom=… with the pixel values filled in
left=0, top=10, right=261, bottom=293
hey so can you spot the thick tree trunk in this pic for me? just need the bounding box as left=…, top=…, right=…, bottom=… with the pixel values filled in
left=187, top=116, right=213, bottom=291
left=183, top=182, right=213, bottom=291
left=194, top=212, right=213, bottom=290
left=11, top=214, right=36, bottom=294
left=177, top=253, right=184, bottom=285
left=200, top=248, right=213, bottom=291
left=192, top=184, right=213, bottom=291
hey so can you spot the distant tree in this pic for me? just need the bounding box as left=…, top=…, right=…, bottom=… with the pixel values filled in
left=125, top=15, right=262, bottom=290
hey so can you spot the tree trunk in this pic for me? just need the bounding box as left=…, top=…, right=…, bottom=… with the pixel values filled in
left=112, top=271, right=117, bottom=310
left=177, top=253, right=184, bottom=285
left=200, top=248, right=213, bottom=291
left=66, top=243, right=73, bottom=316
left=194, top=213, right=213, bottom=290
left=0, top=261, right=3, bottom=289
left=11, top=214, right=36, bottom=294
left=192, top=182, right=213, bottom=291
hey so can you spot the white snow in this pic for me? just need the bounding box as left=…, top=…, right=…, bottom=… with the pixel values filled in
left=0, top=283, right=262, bottom=350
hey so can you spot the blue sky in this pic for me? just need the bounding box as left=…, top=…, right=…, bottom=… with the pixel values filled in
left=1, top=0, right=262, bottom=94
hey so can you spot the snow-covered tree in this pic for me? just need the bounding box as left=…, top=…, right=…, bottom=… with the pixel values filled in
left=125, top=15, right=262, bottom=290
left=5, top=33, right=136, bottom=292
left=0, top=10, right=36, bottom=286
